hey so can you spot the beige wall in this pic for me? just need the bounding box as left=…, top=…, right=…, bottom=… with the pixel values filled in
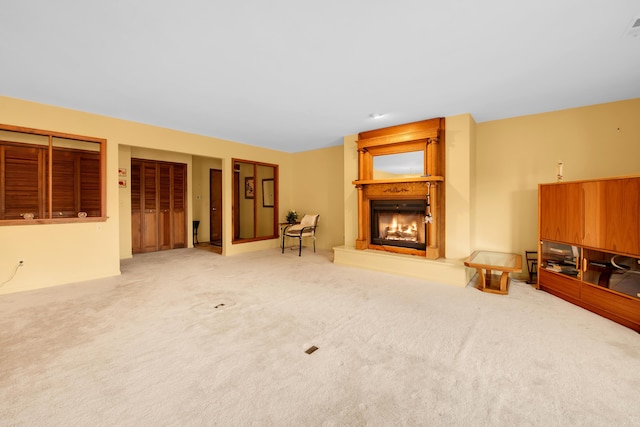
left=290, top=145, right=345, bottom=250
left=474, top=98, right=640, bottom=258
left=444, top=114, right=475, bottom=259
left=342, top=134, right=359, bottom=246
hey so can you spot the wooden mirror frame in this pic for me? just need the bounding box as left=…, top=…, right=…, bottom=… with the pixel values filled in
left=232, top=158, right=278, bottom=243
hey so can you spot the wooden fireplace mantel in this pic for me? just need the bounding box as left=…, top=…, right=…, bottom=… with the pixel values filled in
left=354, top=118, right=445, bottom=259
left=353, top=176, right=444, bottom=186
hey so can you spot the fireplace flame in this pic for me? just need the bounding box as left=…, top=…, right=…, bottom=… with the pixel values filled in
left=383, top=216, right=419, bottom=241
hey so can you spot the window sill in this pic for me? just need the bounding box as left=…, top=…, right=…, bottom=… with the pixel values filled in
left=0, top=216, right=107, bottom=226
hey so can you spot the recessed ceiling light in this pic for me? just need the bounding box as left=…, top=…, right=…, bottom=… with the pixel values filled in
left=625, top=15, right=640, bottom=37
left=369, top=113, right=385, bottom=119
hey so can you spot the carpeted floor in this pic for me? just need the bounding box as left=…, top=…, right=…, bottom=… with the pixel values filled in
left=1, top=248, right=639, bottom=426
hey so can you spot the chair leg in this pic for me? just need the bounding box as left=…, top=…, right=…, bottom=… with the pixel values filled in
left=313, top=237, right=316, bottom=252
left=298, top=237, right=302, bottom=256
left=282, top=233, right=285, bottom=253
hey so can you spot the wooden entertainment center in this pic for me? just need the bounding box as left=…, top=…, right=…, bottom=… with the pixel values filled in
left=538, top=176, right=640, bottom=332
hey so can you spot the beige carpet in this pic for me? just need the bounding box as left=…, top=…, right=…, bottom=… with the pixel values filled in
left=1, top=248, right=639, bottom=426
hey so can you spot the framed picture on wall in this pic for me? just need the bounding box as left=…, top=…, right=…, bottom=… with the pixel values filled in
left=262, top=178, right=274, bottom=207
left=245, top=177, right=255, bottom=199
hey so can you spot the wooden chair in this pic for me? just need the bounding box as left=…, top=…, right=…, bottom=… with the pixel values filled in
left=282, top=214, right=319, bottom=256
left=526, top=251, right=538, bottom=284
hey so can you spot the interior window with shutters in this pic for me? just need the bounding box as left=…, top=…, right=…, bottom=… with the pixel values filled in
left=0, top=124, right=106, bottom=224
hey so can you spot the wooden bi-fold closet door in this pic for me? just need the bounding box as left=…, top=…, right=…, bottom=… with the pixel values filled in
left=131, top=159, right=186, bottom=254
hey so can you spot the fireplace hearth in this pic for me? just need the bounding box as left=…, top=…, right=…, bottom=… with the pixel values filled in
left=370, top=200, right=426, bottom=250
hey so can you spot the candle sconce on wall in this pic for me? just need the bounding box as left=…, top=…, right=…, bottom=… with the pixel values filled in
left=556, top=161, right=564, bottom=182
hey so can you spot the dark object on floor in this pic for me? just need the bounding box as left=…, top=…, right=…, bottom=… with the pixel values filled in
left=305, top=346, right=318, bottom=355
left=193, top=220, right=200, bottom=245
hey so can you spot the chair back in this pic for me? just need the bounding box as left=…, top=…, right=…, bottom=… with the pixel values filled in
left=298, top=214, right=319, bottom=236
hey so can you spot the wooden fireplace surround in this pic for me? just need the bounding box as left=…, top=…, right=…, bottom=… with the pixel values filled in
left=353, top=117, right=445, bottom=259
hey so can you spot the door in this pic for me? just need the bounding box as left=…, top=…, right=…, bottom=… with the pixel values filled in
left=210, top=169, right=222, bottom=245
left=131, top=162, right=142, bottom=253
left=158, top=163, right=172, bottom=250
left=143, top=162, right=159, bottom=252
left=131, top=159, right=186, bottom=253
left=172, top=164, right=186, bottom=248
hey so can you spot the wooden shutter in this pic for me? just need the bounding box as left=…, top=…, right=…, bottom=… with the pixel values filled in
left=131, top=161, right=142, bottom=253
left=172, top=164, right=186, bottom=248
left=79, top=153, right=101, bottom=216
left=159, top=163, right=172, bottom=250
left=2, top=145, right=45, bottom=219
left=51, top=149, right=76, bottom=217
left=143, top=163, right=158, bottom=252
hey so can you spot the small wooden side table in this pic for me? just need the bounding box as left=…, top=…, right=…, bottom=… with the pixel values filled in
left=464, top=250, right=522, bottom=295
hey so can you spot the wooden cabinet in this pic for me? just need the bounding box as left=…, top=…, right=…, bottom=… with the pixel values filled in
left=131, top=159, right=186, bottom=254
left=538, top=177, right=640, bottom=332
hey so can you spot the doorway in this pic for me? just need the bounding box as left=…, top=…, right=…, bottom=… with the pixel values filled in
left=131, top=159, right=187, bottom=254
left=209, top=169, right=222, bottom=247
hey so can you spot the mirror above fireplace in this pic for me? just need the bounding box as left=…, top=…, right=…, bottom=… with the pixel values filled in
left=373, top=151, right=424, bottom=180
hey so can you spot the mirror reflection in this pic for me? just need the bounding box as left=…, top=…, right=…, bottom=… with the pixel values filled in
left=373, top=151, right=424, bottom=180
left=233, top=159, right=278, bottom=242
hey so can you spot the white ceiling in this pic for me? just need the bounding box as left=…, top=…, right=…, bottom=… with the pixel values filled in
left=2, top=1, right=639, bottom=153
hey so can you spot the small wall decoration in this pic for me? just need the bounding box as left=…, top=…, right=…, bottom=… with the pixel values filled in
left=245, top=177, right=255, bottom=199
left=262, top=178, right=274, bottom=207
left=119, top=179, right=127, bottom=188
left=556, top=161, right=563, bottom=182
left=118, top=168, right=127, bottom=177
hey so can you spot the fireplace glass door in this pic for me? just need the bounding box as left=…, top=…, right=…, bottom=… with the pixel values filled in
left=370, top=200, right=427, bottom=250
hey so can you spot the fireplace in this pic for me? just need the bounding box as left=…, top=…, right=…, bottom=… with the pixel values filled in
left=370, top=200, right=426, bottom=250
left=353, top=117, right=445, bottom=259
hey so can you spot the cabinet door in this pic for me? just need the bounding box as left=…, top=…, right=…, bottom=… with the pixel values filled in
left=583, top=178, right=640, bottom=255
left=539, top=182, right=584, bottom=245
